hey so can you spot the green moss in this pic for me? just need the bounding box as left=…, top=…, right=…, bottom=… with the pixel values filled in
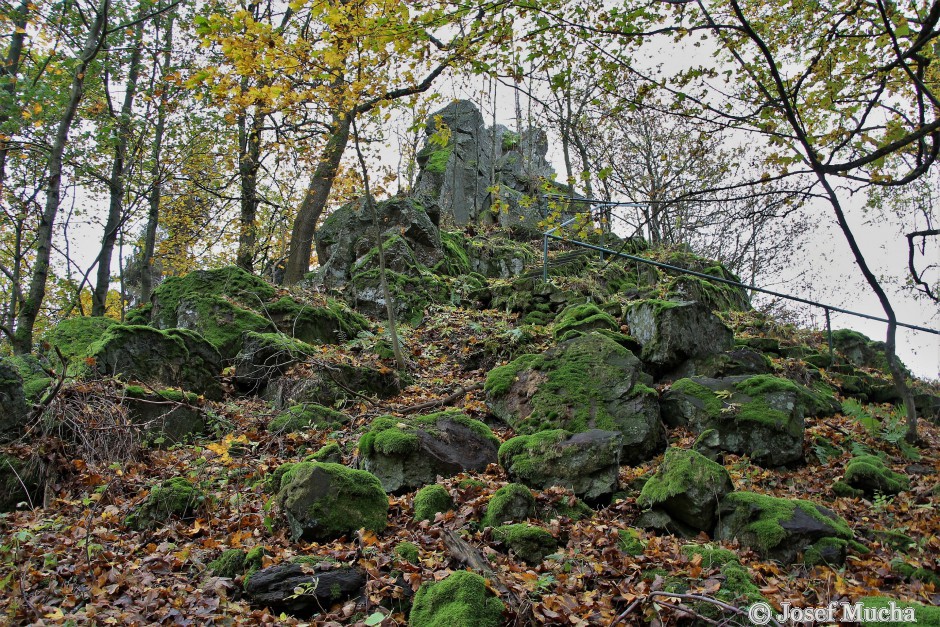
left=833, top=480, right=864, bottom=498
left=410, top=570, right=505, bottom=627
left=681, top=544, right=739, bottom=568
left=268, top=403, right=349, bottom=433
left=498, top=430, right=569, bottom=479
left=803, top=537, right=848, bottom=566
left=493, top=524, right=557, bottom=565
left=8, top=354, right=52, bottom=402
left=152, top=266, right=275, bottom=327
left=124, top=385, right=199, bottom=404
left=501, top=131, right=519, bottom=151
left=890, top=559, right=940, bottom=586
left=422, top=143, right=454, bottom=174
left=543, top=496, right=593, bottom=521
left=618, top=528, right=646, bottom=556
left=242, top=546, right=267, bottom=588
left=437, top=231, right=472, bottom=276
left=45, top=316, right=117, bottom=361
left=311, top=442, right=343, bottom=463
left=844, top=455, right=910, bottom=495
left=264, top=462, right=296, bottom=493
left=721, top=492, right=852, bottom=553
left=670, top=379, right=723, bottom=416
left=394, top=541, right=420, bottom=564
left=414, top=484, right=454, bottom=522
left=359, top=411, right=497, bottom=458
left=638, top=448, right=732, bottom=508
left=857, top=597, right=940, bottom=626
left=483, top=354, right=540, bottom=397
left=265, top=296, right=369, bottom=344
left=276, top=462, right=388, bottom=540
left=457, top=478, right=486, bottom=491
left=552, top=303, right=619, bottom=340
left=208, top=549, right=247, bottom=578
left=483, top=483, right=535, bottom=527
left=128, top=477, right=203, bottom=530
left=124, top=304, right=152, bottom=325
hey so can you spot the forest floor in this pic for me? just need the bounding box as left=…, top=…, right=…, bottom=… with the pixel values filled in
left=0, top=303, right=938, bottom=626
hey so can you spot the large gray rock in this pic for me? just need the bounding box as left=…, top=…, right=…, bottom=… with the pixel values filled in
left=358, top=411, right=498, bottom=493
left=262, top=360, right=401, bottom=409
left=498, top=429, right=622, bottom=501
left=313, top=196, right=442, bottom=289
left=0, top=357, right=29, bottom=439
left=485, top=332, right=665, bottom=464
left=636, top=448, right=734, bottom=533
left=233, top=332, right=316, bottom=392
left=276, top=462, right=388, bottom=542
left=660, top=375, right=826, bottom=466
left=91, top=326, right=223, bottom=400
left=624, top=299, right=734, bottom=371
left=715, top=492, right=854, bottom=565
left=245, top=563, right=365, bottom=618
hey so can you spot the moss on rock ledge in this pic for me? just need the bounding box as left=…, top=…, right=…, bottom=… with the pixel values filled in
left=410, top=570, right=505, bottom=627
left=267, top=404, right=350, bottom=433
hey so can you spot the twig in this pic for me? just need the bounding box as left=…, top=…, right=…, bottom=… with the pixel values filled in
left=398, top=382, right=484, bottom=414
left=611, top=590, right=780, bottom=627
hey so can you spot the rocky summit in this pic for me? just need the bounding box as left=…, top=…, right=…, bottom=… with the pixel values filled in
left=0, top=100, right=937, bottom=626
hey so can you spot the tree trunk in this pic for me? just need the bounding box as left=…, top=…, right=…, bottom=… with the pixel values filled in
left=140, top=9, right=175, bottom=304
left=0, top=0, right=29, bottom=193
left=12, top=0, right=109, bottom=353
left=282, top=111, right=351, bottom=285
left=816, top=173, right=918, bottom=442
left=93, top=20, right=143, bottom=316
left=236, top=105, right=264, bottom=271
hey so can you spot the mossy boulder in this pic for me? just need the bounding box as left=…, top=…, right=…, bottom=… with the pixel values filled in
left=493, top=524, right=558, bottom=565
left=466, top=234, right=537, bottom=278
left=359, top=411, right=498, bottom=493
left=661, top=374, right=836, bottom=466
left=413, top=484, right=454, bottom=522
left=831, top=329, right=898, bottom=374
left=43, top=316, right=118, bottom=363
left=267, top=404, right=349, bottom=434
left=7, top=354, right=53, bottom=403
left=498, top=429, right=622, bottom=501
left=348, top=266, right=450, bottom=322
left=485, top=332, right=665, bottom=464
left=208, top=548, right=254, bottom=579
left=127, top=477, right=204, bottom=530
left=0, top=453, right=43, bottom=511
left=483, top=483, right=535, bottom=527
left=88, top=325, right=223, bottom=400
left=842, top=455, right=910, bottom=497
left=0, top=357, right=29, bottom=439
left=714, top=491, right=853, bottom=564
left=410, top=570, right=505, bottom=627
left=394, top=541, right=420, bottom=564
left=624, top=299, right=734, bottom=371
left=263, top=358, right=401, bottom=409
left=244, top=562, right=366, bottom=618
left=122, top=386, right=205, bottom=446
left=276, top=462, right=388, bottom=542
left=311, top=442, right=343, bottom=463
left=553, top=302, right=620, bottom=340
left=637, top=448, right=734, bottom=532
left=232, top=331, right=319, bottom=392
left=679, top=544, right=766, bottom=610
left=264, top=296, right=369, bottom=345
left=618, top=528, right=646, bottom=555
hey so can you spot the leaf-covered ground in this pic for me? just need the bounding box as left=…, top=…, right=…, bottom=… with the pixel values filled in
left=0, top=302, right=938, bottom=626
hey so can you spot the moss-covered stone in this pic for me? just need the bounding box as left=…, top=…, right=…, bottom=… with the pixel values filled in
left=498, top=429, right=621, bottom=501
left=348, top=266, right=450, bottom=323
left=638, top=448, right=734, bottom=532
left=436, top=230, right=472, bottom=276
left=151, top=266, right=276, bottom=328
left=803, top=537, right=849, bottom=566
left=493, top=524, right=558, bottom=565
left=128, top=477, right=203, bottom=530
left=843, top=455, right=910, bottom=496
left=414, top=484, right=454, bottom=522
left=552, top=302, right=619, bottom=340
left=618, top=528, right=646, bottom=555
left=623, top=299, right=734, bottom=370
left=7, top=354, right=52, bottom=403
left=276, top=462, right=388, bottom=541
left=486, top=333, right=664, bottom=464
left=265, top=462, right=297, bottom=494
left=44, top=316, right=118, bottom=362
left=209, top=549, right=247, bottom=578
left=265, top=296, right=369, bottom=346
left=483, top=483, right=535, bottom=527
left=410, top=570, right=505, bottom=627
left=394, top=541, right=420, bottom=565
left=890, top=559, right=940, bottom=587
left=679, top=544, right=765, bottom=613
left=311, top=442, right=343, bottom=464
left=268, top=404, right=350, bottom=433
left=359, top=411, right=498, bottom=493
left=715, top=491, right=853, bottom=564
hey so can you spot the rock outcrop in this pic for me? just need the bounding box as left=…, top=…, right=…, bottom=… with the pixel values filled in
left=0, top=357, right=28, bottom=439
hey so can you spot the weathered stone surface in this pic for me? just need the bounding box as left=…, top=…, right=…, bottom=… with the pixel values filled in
left=624, top=300, right=734, bottom=371
left=637, top=448, right=734, bottom=533
left=841, top=455, right=910, bottom=497
left=92, top=326, right=223, bottom=400
left=0, top=357, right=29, bottom=440
left=233, top=332, right=316, bottom=392
left=483, top=483, right=535, bottom=527
left=127, top=477, right=203, bottom=530
left=715, top=492, right=853, bottom=565
left=359, top=411, right=498, bottom=493
left=660, top=374, right=836, bottom=466
left=493, top=523, right=558, bottom=565
left=498, top=429, right=622, bottom=501
left=245, top=563, right=365, bottom=618
left=485, top=332, right=665, bottom=464
left=123, top=388, right=205, bottom=446
left=262, top=360, right=401, bottom=409
left=276, top=462, right=388, bottom=542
